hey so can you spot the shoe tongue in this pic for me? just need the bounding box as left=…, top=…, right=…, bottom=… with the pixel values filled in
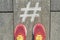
left=36, top=35, right=43, bottom=40
left=17, top=35, right=24, bottom=40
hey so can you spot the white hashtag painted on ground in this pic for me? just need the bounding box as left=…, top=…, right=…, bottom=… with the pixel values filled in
left=20, top=2, right=41, bottom=22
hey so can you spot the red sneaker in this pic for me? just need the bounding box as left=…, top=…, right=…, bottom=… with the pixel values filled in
left=14, top=24, right=27, bottom=40
left=33, top=23, right=46, bottom=40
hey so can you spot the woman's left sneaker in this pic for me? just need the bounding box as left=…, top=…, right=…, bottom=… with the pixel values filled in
left=14, top=24, right=27, bottom=40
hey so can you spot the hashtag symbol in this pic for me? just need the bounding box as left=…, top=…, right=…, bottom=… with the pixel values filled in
left=20, top=2, right=41, bottom=22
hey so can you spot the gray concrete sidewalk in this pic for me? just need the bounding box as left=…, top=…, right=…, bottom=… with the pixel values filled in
left=0, top=0, right=60, bottom=40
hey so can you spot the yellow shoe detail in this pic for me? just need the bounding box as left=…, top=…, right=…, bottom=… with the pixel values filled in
left=17, top=35, right=24, bottom=40
left=36, top=35, right=43, bottom=40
